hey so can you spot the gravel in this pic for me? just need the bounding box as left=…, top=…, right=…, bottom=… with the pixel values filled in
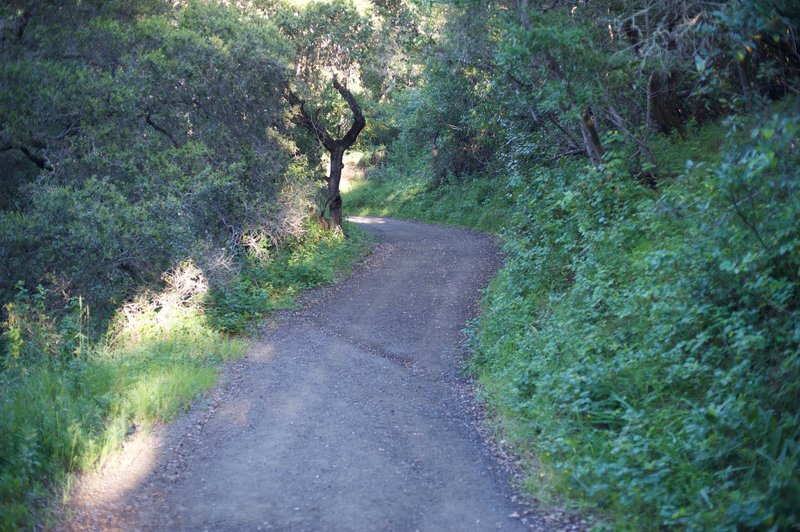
left=58, top=217, right=588, bottom=531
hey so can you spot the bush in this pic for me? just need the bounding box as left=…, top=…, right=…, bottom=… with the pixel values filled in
left=473, top=111, right=800, bottom=529
left=0, top=1, right=309, bottom=325
left=207, top=220, right=371, bottom=334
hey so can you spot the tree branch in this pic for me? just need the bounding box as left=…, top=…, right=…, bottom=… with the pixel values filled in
left=145, top=113, right=181, bottom=148
left=1, top=140, right=53, bottom=171
left=16, top=11, right=31, bottom=41
left=18, top=145, right=53, bottom=171
left=285, top=88, right=336, bottom=150
left=603, top=106, right=656, bottom=166
left=332, top=76, right=365, bottom=149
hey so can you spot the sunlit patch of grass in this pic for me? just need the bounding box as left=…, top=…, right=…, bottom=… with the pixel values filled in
left=343, top=171, right=513, bottom=233
left=123, top=365, right=217, bottom=424
left=0, top=222, right=370, bottom=528
left=0, top=261, right=247, bottom=529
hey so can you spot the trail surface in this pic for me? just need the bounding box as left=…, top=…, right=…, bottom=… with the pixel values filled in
left=63, top=217, right=584, bottom=531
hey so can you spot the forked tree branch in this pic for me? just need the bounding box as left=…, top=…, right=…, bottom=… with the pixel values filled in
left=285, top=76, right=365, bottom=151
left=332, top=76, right=365, bottom=149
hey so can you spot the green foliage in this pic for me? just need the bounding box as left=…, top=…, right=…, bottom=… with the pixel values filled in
left=472, top=111, right=800, bottom=529
left=343, top=153, right=513, bottom=233
left=0, top=263, right=244, bottom=529
left=207, top=221, right=371, bottom=334
left=0, top=1, right=305, bottom=323
left=273, top=0, right=372, bottom=85
left=387, top=3, right=501, bottom=182
left=0, top=0, right=386, bottom=528
left=2, top=284, right=89, bottom=366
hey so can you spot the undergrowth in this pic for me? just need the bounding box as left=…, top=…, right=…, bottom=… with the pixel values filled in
left=344, top=156, right=514, bottom=233
left=0, top=221, right=369, bottom=530
left=345, top=108, right=800, bottom=529
left=207, top=220, right=370, bottom=334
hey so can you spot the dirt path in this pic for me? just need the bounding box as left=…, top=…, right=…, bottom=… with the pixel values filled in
left=62, top=217, right=585, bottom=531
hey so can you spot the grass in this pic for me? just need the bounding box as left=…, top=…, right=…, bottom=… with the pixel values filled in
left=343, top=161, right=514, bottom=233
left=0, top=304, right=243, bottom=530
left=206, top=219, right=371, bottom=333
left=0, top=220, right=370, bottom=530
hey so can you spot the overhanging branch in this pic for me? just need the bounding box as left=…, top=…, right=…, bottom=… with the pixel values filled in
left=1, top=140, right=53, bottom=171
left=145, top=112, right=181, bottom=148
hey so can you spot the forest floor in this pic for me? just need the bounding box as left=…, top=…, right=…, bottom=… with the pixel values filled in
left=57, top=217, right=587, bottom=531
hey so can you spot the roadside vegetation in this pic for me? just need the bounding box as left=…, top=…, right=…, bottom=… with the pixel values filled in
left=349, top=96, right=800, bottom=532
left=344, top=1, right=800, bottom=529
left=0, top=222, right=369, bottom=528
left=0, top=1, right=378, bottom=527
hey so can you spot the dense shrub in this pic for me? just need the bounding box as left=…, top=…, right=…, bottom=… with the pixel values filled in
left=0, top=1, right=309, bottom=325
left=207, top=220, right=371, bottom=334
left=472, top=111, right=800, bottom=529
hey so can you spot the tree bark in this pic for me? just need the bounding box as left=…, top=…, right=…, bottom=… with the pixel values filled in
left=738, top=57, right=753, bottom=102
left=286, top=76, right=365, bottom=231
left=328, top=146, right=345, bottom=229
left=580, top=106, right=604, bottom=166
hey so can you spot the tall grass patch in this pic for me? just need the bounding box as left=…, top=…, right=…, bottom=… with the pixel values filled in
left=343, top=156, right=514, bottom=233
left=0, top=262, right=243, bottom=528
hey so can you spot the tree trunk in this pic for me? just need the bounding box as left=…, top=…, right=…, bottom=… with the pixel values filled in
left=286, top=76, right=365, bottom=232
left=738, top=57, right=753, bottom=102
left=328, top=146, right=345, bottom=229
left=580, top=106, right=604, bottom=166
left=649, top=72, right=685, bottom=134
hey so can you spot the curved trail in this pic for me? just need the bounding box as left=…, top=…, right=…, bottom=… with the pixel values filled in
left=63, top=218, right=579, bottom=531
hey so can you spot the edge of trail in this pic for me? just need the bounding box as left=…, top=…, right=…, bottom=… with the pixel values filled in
left=58, top=217, right=589, bottom=532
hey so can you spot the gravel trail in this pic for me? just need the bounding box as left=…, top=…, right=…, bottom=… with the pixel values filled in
left=61, top=217, right=585, bottom=531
